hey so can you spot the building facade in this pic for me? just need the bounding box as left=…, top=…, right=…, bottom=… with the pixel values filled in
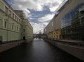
left=61, top=0, right=84, bottom=40
left=44, top=0, right=84, bottom=41
left=14, top=10, right=33, bottom=42
left=23, top=19, right=33, bottom=42
left=0, top=0, right=33, bottom=43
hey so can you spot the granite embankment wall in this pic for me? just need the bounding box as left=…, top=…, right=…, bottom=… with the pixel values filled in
left=46, top=40, right=84, bottom=61
left=0, top=40, right=24, bottom=53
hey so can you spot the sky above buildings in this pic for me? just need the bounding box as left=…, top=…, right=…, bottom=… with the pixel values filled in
left=6, top=0, right=67, bottom=34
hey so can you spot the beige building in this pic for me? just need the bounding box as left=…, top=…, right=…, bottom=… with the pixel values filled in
left=0, top=0, right=22, bottom=42
left=14, top=10, right=33, bottom=42
left=44, top=14, right=61, bottom=40
left=23, top=19, right=33, bottom=42
left=0, top=0, right=33, bottom=42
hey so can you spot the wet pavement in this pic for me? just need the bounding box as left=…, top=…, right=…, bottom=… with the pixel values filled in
left=0, top=39, right=83, bottom=62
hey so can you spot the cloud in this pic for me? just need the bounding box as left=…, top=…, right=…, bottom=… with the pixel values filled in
left=12, top=0, right=43, bottom=11
left=6, top=0, right=67, bottom=34
left=38, top=14, right=55, bottom=23
left=27, top=5, right=54, bottom=23
left=30, top=22, right=46, bottom=34
left=10, top=0, right=64, bottom=11
left=29, top=14, right=55, bottom=34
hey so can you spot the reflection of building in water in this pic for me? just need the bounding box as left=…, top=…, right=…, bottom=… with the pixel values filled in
left=44, top=0, right=84, bottom=41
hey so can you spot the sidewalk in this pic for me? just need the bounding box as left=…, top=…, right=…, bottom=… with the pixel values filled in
left=59, top=40, right=84, bottom=46
left=60, top=40, right=84, bottom=42
left=0, top=40, right=24, bottom=53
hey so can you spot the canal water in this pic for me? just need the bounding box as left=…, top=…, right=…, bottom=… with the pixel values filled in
left=1, top=39, right=83, bottom=62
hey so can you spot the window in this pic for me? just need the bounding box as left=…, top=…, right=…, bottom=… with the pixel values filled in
left=0, top=18, right=2, bottom=21
left=13, top=13, right=14, bottom=19
left=15, top=15, right=16, bottom=20
left=17, top=26, right=18, bottom=31
left=4, top=21, right=6, bottom=28
left=17, top=25, right=20, bottom=31
left=14, top=14, right=15, bottom=19
left=81, top=17, right=84, bottom=25
left=0, top=36, right=2, bottom=43
left=0, top=18, right=2, bottom=27
left=52, top=22, right=53, bottom=26
left=11, top=12, right=13, bottom=17
left=12, top=23, right=14, bottom=30
left=15, top=16, right=17, bottom=21
left=9, top=10, right=11, bottom=16
left=18, top=19, right=19, bottom=22
left=4, top=19, right=7, bottom=28
left=5, top=6, right=9, bottom=14
left=19, top=19, right=20, bottom=22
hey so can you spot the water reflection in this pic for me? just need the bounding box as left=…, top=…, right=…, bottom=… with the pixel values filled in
left=1, top=39, right=83, bottom=62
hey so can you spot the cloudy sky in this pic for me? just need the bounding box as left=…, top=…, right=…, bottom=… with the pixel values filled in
left=6, top=0, right=67, bottom=34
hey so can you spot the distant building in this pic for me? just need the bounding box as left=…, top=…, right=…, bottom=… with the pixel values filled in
left=23, top=19, right=33, bottom=42
left=14, top=10, right=33, bottom=42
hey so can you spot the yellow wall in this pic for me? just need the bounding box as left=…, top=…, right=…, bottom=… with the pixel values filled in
left=47, top=29, right=61, bottom=40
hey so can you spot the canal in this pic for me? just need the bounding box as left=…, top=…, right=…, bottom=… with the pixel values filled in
left=1, top=39, right=83, bottom=62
